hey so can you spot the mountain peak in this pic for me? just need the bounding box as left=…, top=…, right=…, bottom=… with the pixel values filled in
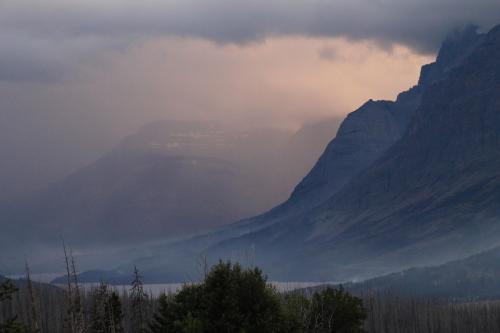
left=198, top=23, right=500, bottom=281
left=437, top=25, right=481, bottom=60
left=489, top=23, right=500, bottom=35
left=259, top=25, right=488, bottom=222
left=418, top=25, right=484, bottom=87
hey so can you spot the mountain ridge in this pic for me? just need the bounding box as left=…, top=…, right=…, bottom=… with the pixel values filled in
left=1, top=117, right=343, bottom=273
left=345, top=245, right=500, bottom=300
left=49, top=24, right=499, bottom=283
left=240, top=23, right=500, bottom=280
left=83, top=25, right=499, bottom=284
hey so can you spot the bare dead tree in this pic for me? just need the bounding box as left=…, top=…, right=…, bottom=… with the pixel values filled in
left=62, top=240, right=86, bottom=333
left=130, top=266, right=148, bottom=333
left=70, top=250, right=85, bottom=333
left=104, top=287, right=117, bottom=333
left=62, top=240, right=76, bottom=333
left=197, top=252, right=209, bottom=280
left=25, top=260, right=40, bottom=333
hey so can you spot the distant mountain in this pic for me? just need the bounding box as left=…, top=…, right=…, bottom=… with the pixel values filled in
left=345, top=246, right=500, bottom=301
left=2, top=118, right=341, bottom=251
left=100, top=25, right=500, bottom=283
left=0, top=275, right=62, bottom=295
left=51, top=269, right=134, bottom=286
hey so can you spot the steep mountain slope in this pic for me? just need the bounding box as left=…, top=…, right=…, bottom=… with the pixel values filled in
left=346, top=246, right=500, bottom=300
left=289, top=26, right=484, bottom=211
left=208, top=24, right=500, bottom=281
left=288, top=99, right=413, bottom=210
left=235, top=26, right=483, bottom=229
left=81, top=26, right=494, bottom=284
left=48, top=26, right=494, bottom=283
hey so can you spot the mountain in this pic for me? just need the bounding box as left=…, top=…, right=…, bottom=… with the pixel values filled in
left=1, top=118, right=341, bottom=255
left=210, top=24, right=500, bottom=281
left=222, top=26, right=484, bottom=231
left=289, top=25, right=484, bottom=211
left=99, top=25, right=499, bottom=283
left=345, top=245, right=500, bottom=300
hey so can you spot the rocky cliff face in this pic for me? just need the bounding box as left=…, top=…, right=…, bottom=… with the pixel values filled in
left=195, top=25, right=500, bottom=281
left=68, top=26, right=498, bottom=283
left=279, top=26, right=484, bottom=215
left=418, top=25, right=484, bottom=86
left=240, top=24, right=500, bottom=280
left=289, top=99, right=411, bottom=210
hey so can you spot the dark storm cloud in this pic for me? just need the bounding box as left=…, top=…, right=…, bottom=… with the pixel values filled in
left=1, top=0, right=500, bottom=82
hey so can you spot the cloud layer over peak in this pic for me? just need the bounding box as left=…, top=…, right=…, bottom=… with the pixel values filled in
left=1, top=0, right=500, bottom=82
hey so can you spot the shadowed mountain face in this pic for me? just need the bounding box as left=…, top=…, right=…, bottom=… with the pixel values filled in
left=1, top=118, right=341, bottom=251
left=218, top=25, right=500, bottom=281
left=97, top=25, right=500, bottom=283
left=288, top=25, right=484, bottom=212
left=288, top=99, right=413, bottom=210
left=346, top=245, right=500, bottom=300
left=308, top=25, right=500, bottom=273
left=234, top=26, right=484, bottom=229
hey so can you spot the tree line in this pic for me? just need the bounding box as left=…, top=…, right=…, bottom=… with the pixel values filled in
left=3, top=257, right=500, bottom=332
left=1, top=256, right=365, bottom=333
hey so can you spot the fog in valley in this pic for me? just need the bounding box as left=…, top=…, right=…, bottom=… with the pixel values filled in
left=4, top=2, right=500, bottom=332
left=1, top=0, right=500, bottom=281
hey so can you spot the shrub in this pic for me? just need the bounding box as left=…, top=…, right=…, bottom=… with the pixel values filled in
left=150, top=261, right=287, bottom=333
left=308, top=287, right=366, bottom=333
left=149, top=263, right=367, bottom=333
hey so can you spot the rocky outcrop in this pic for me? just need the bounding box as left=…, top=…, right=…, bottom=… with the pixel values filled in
left=72, top=26, right=497, bottom=283
left=281, top=26, right=484, bottom=215
left=199, top=25, right=500, bottom=281
left=240, top=24, right=500, bottom=280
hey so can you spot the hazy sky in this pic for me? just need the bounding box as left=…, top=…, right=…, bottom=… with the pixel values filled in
left=0, top=0, right=499, bottom=197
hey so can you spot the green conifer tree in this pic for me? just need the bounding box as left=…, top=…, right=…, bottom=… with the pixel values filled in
left=149, top=293, right=177, bottom=333
left=90, top=284, right=124, bottom=333
left=106, top=292, right=124, bottom=333
left=0, top=279, right=24, bottom=333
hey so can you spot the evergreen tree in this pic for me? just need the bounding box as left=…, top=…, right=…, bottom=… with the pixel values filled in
left=149, top=294, right=177, bottom=333
left=106, top=292, right=124, bottom=333
left=150, top=261, right=287, bottom=333
left=308, top=287, right=366, bottom=333
left=90, top=284, right=124, bottom=333
left=200, top=261, right=285, bottom=332
left=179, top=313, right=203, bottom=333
left=89, top=283, right=108, bottom=333
left=280, top=292, right=311, bottom=333
left=0, top=279, right=24, bottom=333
